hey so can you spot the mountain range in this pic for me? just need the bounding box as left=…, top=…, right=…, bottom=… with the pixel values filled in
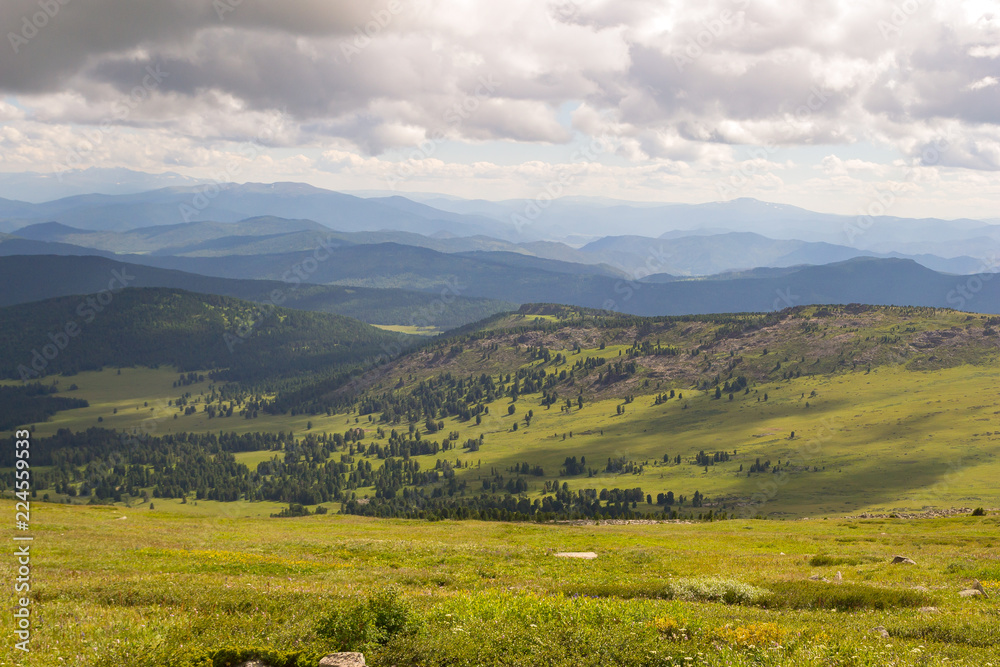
left=1, top=173, right=998, bottom=328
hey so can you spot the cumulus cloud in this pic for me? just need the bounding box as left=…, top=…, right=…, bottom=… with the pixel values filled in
left=0, top=0, right=998, bottom=215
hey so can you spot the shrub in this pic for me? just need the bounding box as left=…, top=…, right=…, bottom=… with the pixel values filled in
left=762, top=581, right=933, bottom=611
left=888, top=621, right=997, bottom=648
left=649, top=615, right=690, bottom=640
left=562, top=577, right=769, bottom=606
left=808, top=554, right=863, bottom=567
left=664, top=577, right=771, bottom=606
left=971, top=507, right=987, bottom=516
left=714, top=622, right=786, bottom=647
left=315, top=587, right=423, bottom=652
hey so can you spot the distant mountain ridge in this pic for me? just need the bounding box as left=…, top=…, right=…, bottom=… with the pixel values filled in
left=0, top=167, right=206, bottom=203
left=0, top=255, right=514, bottom=329
left=0, top=182, right=517, bottom=238
left=2, top=179, right=997, bottom=257
left=4, top=251, right=997, bottom=317
left=5, top=216, right=986, bottom=276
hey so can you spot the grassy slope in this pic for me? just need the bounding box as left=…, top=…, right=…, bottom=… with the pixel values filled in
left=1, top=500, right=997, bottom=666
left=4, top=304, right=1000, bottom=517
left=5, top=361, right=1000, bottom=517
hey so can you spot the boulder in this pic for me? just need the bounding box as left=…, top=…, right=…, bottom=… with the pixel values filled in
left=554, top=552, right=598, bottom=559
left=236, top=662, right=270, bottom=667
left=873, top=626, right=890, bottom=638
left=959, top=589, right=984, bottom=598
left=834, top=571, right=843, bottom=582
left=972, top=580, right=989, bottom=598
left=891, top=555, right=916, bottom=565
left=320, top=654, right=367, bottom=667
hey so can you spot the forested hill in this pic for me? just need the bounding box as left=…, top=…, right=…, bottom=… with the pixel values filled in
left=279, top=302, right=1000, bottom=418
left=0, top=254, right=514, bottom=328
left=0, top=288, right=415, bottom=383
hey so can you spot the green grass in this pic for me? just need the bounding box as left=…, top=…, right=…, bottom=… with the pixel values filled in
left=7, top=360, right=1000, bottom=517
left=2, top=500, right=998, bottom=666
left=371, top=324, right=444, bottom=336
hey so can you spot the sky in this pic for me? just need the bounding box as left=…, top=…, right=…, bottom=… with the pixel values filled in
left=0, top=0, right=998, bottom=218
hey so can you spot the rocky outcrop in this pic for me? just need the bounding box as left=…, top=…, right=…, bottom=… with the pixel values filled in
left=319, top=653, right=367, bottom=666
left=849, top=508, right=988, bottom=519
left=237, top=653, right=366, bottom=667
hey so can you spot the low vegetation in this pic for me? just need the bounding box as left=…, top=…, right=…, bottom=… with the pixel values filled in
left=3, top=501, right=997, bottom=666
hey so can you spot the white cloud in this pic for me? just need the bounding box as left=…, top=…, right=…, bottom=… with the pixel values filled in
left=0, top=0, right=997, bottom=216
left=968, top=76, right=999, bottom=90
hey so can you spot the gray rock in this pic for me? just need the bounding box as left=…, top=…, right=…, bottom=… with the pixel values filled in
left=873, top=626, right=890, bottom=638
left=554, top=552, right=598, bottom=559
left=891, top=555, right=916, bottom=565
left=320, top=653, right=367, bottom=667
left=834, top=571, right=843, bottom=582
left=918, top=606, right=939, bottom=613
left=972, top=580, right=989, bottom=598
left=236, top=661, right=271, bottom=667
left=959, top=589, right=984, bottom=598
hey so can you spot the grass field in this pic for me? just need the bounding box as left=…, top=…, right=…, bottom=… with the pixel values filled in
left=7, top=360, right=1000, bottom=517
left=371, top=324, right=444, bottom=336
left=1, top=500, right=997, bottom=666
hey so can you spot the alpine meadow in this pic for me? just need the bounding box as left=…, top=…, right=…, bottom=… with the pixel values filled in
left=2, top=2, right=1000, bottom=666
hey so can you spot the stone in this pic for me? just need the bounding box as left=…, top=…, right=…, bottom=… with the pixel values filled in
left=891, top=555, right=916, bottom=565
left=959, top=589, right=984, bottom=598
left=236, top=661, right=271, bottom=667
left=873, top=626, right=890, bottom=638
left=918, top=606, right=939, bottom=613
left=554, top=552, right=598, bottom=559
left=319, top=653, right=367, bottom=667
left=972, top=580, right=989, bottom=598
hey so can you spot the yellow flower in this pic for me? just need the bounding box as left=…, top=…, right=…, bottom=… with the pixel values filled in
left=714, top=622, right=786, bottom=648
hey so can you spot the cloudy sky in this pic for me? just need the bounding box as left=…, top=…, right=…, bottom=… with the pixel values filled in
left=1, top=0, right=998, bottom=217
